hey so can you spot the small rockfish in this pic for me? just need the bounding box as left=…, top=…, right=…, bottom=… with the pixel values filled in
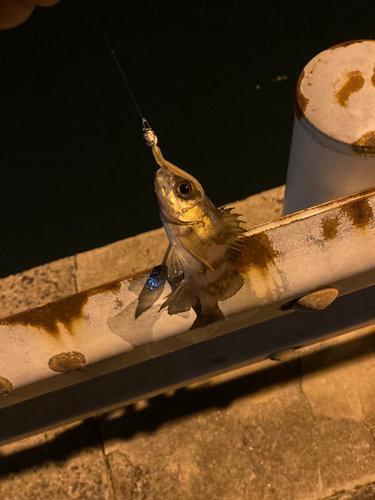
left=135, top=140, right=245, bottom=329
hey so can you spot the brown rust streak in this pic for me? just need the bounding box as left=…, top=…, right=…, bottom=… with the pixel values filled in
left=321, top=216, right=340, bottom=241
left=372, top=65, right=375, bottom=87
left=235, top=232, right=278, bottom=276
left=0, top=376, right=13, bottom=396
left=336, top=70, right=364, bottom=107
left=295, top=69, right=309, bottom=120
left=330, top=40, right=365, bottom=50
left=341, top=198, right=373, bottom=231
left=0, top=279, right=122, bottom=336
left=352, top=130, right=375, bottom=156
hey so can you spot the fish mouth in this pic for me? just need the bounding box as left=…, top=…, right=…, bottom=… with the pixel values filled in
left=154, top=166, right=172, bottom=199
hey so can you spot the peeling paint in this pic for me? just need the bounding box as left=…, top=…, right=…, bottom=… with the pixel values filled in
left=336, top=70, right=364, bottom=107
left=0, top=376, right=13, bottom=395
left=330, top=40, right=365, bottom=50
left=0, top=280, right=122, bottom=336
left=295, top=69, right=309, bottom=120
left=352, top=130, right=375, bottom=156
left=235, top=232, right=278, bottom=275
left=293, top=288, right=339, bottom=312
left=48, top=351, right=86, bottom=373
left=321, top=216, right=340, bottom=241
left=341, top=198, right=373, bottom=231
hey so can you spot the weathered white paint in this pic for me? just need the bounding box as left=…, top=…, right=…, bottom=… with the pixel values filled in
left=284, top=41, right=375, bottom=214
left=0, top=187, right=374, bottom=411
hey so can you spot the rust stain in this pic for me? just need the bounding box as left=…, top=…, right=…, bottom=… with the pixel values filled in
left=48, top=351, right=86, bottom=373
left=341, top=198, right=373, bottom=231
left=0, top=376, right=13, bottom=396
left=235, top=232, right=278, bottom=275
left=336, top=70, right=364, bottom=107
left=372, top=65, right=375, bottom=87
left=0, top=279, right=122, bottom=336
left=352, top=130, right=375, bottom=156
left=321, top=216, right=340, bottom=241
left=295, top=69, right=309, bottom=120
left=330, top=40, right=365, bottom=50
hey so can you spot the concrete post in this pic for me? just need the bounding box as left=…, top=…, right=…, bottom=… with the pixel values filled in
left=283, top=40, right=375, bottom=215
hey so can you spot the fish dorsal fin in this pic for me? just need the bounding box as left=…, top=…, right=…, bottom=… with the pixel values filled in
left=219, top=207, right=246, bottom=263
left=220, top=207, right=246, bottom=235
left=166, top=244, right=187, bottom=279
left=159, top=279, right=197, bottom=315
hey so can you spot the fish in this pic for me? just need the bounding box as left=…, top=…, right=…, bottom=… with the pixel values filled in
left=135, top=140, right=245, bottom=329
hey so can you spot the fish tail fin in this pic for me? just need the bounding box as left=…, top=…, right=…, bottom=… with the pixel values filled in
left=190, top=308, right=226, bottom=330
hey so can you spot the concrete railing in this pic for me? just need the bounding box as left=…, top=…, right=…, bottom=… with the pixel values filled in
left=0, top=185, right=374, bottom=445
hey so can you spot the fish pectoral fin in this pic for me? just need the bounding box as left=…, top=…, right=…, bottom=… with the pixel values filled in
left=218, top=268, right=245, bottom=301
left=178, top=234, right=215, bottom=270
left=159, top=279, right=197, bottom=315
left=161, top=244, right=172, bottom=267
left=135, top=264, right=167, bottom=319
left=166, top=244, right=187, bottom=280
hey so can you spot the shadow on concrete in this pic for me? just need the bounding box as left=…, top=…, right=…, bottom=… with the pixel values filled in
left=0, top=328, right=374, bottom=477
left=0, top=417, right=102, bottom=477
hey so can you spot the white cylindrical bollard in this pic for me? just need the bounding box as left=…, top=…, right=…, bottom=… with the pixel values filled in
left=283, top=40, right=375, bottom=215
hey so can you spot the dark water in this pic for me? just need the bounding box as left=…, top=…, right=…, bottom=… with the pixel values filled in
left=0, top=0, right=373, bottom=278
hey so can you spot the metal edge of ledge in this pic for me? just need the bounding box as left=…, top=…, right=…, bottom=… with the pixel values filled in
left=0, top=187, right=374, bottom=417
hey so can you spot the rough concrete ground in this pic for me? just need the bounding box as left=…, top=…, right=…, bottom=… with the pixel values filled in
left=0, top=186, right=374, bottom=500
left=100, top=326, right=375, bottom=500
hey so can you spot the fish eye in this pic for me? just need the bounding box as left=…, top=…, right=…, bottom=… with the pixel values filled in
left=176, top=181, right=194, bottom=199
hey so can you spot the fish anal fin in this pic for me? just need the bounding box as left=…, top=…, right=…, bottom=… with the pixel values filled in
left=159, top=279, right=197, bottom=316
left=218, top=269, right=244, bottom=301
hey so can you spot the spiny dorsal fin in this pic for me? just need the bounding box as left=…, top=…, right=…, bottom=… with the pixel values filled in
left=219, top=207, right=246, bottom=264
left=219, top=207, right=246, bottom=234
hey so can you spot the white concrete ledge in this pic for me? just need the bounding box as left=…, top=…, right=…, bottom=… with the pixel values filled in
left=0, top=186, right=374, bottom=428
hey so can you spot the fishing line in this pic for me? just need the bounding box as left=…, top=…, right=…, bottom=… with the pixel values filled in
left=94, top=11, right=152, bottom=133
